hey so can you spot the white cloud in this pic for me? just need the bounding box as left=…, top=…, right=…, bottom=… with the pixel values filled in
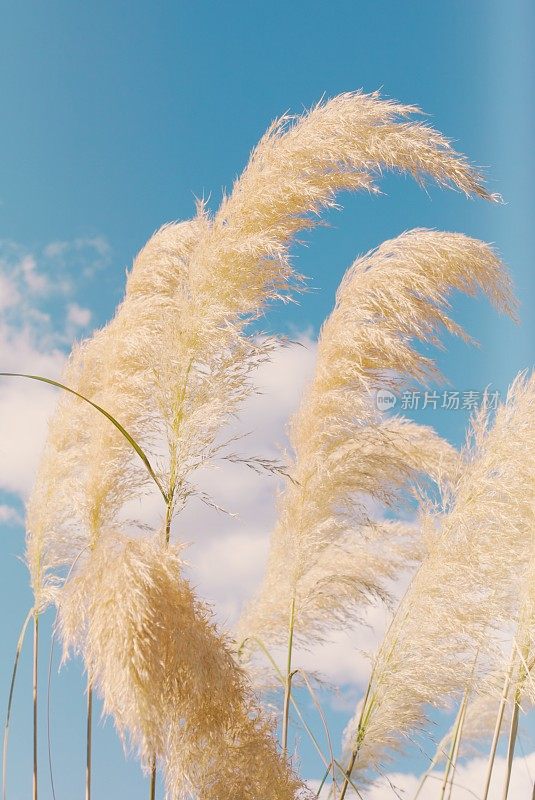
left=357, top=750, right=535, bottom=799
left=43, top=241, right=69, bottom=259
left=67, top=302, right=92, bottom=328
left=0, top=503, right=23, bottom=526
left=0, top=238, right=107, bottom=336
left=42, top=235, right=112, bottom=278
left=0, top=235, right=115, bottom=499
left=0, top=272, right=20, bottom=310
left=177, top=336, right=318, bottom=608
left=18, top=254, right=49, bottom=294
left=0, top=324, right=65, bottom=497
left=75, top=235, right=110, bottom=257
left=192, top=531, right=271, bottom=623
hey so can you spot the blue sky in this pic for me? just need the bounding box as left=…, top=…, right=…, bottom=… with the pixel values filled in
left=0, top=2, right=534, bottom=798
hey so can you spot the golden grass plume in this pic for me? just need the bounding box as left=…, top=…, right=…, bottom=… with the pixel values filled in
left=59, top=533, right=305, bottom=799
left=238, top=229, right=515, bottom=653
left=343, top=373, right=535, bottom=786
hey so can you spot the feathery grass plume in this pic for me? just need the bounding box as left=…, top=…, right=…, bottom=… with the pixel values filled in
left=59, top=534, right=304, bottom=800
left=25, top=218, right=207, bottom=605
left=24, top=89, right=503, bottom=794
left=127, top=91, right=500, bottom=530
left=165, top=705, right=305, bottom=800
left=188, top=88, right=498, bottom=335
left=125, top=90, right=502, bottom=524
left=27, top=90, right=497, bottom=601
left=237, top=230, right=515, bottom=653
left=341, top=373, right=535, bottom=790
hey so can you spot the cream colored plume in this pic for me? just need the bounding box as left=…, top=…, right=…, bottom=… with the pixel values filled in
left=26, top=91, right=497, bottom=606
left=25, top=219, right=206, bottom=606
left=59, top=534, right=305, bottom=800
left=237, top=230, right=515, bottom=652
left=24, top=90, right=506, bottom=799
left=189, top=90, right=498, bottom=318
left=343, top=373, right=535, bottom=787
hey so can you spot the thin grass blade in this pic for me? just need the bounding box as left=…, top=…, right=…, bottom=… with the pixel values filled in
left=0, top=373, right=168, bottom=502
left=2, top=607, right=34, bottom=800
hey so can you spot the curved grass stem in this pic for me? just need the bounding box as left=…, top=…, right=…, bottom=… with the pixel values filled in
left=0, top=373, right=168, bottom=503
left=281, top=596, right=296, bottom=757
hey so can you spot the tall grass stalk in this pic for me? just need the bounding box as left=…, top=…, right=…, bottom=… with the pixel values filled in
left=281, top=596, right=296, bottom=756
left=32, top=611, right=39, bottom=800
left=416, top=652, right=481, bottom=800
left=238, top=635, right=333, bottom=772
left=149, top=759, right=156, bottom=800
left=147, top=473, right=179, bottom=795
left=501, top=642, right=529, bottom=800
left=297, top=670, right=337, bottom=791
left=440, top=692, right=468, bottom=800
left=2, top=607, right=33, bottom=800
left=502, top=691, right=521, bottom=800
left=338, top=674, right=375, bottom=800
left=85, top=682, right=92, bottom=800
left=441, top=651, right=479, bottom=800
left=145, top=500, right=173, bottom=797
left=339, top=751, right=358, bottom=800
left=314, top=765, right=330, bottom=798
left=482, top=649, right=516, bottom=800
left=46, top=620, right=57, bottom=800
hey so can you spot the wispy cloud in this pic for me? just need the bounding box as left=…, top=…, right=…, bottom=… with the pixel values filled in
left=0, top=234, right=110, bottom=510
left=357, top=750, right=535, bottom=799
left=67, top=302, right=92, bottom=328
left=43, top=235, right=111, bottom=277
left=19, top=254, right=49, bottom=295
left=0, top=503, right=23, bottom=526
left=0, top=235, right=110, bottom=342
left=0, top=272, right=20, bottom=310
